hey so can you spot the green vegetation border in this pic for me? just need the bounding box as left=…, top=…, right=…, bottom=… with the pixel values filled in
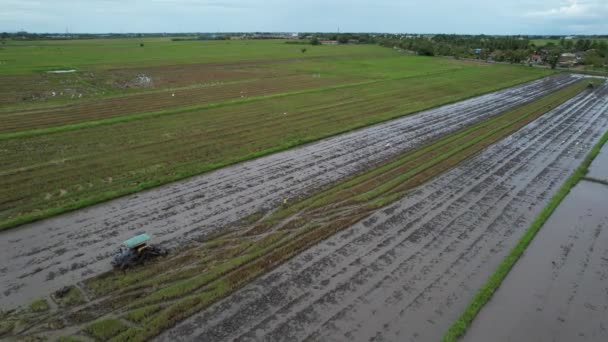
left=442, top=128, right=608, bottom=342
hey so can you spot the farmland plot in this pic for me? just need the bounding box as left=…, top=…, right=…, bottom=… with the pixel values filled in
left=3, top=38, right=603, bottom=341
left=0, top=63, right=553, bottom=230
left=0, top=74, right=351, bottom=133
left=0, top=76, right=600, bottom=342
left=160, top=81, right=608, bottom=342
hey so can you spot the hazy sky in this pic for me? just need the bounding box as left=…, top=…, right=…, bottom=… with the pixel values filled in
left=1, top=0, right=607, bottom=35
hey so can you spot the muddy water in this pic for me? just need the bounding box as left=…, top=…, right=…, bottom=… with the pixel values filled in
left=464, top=180, right=608, bottom=342
left=158, top=83, right=608, bottom=342
left=0, top=74, right=588, bottom=309
left=587, top=144, right=608, bottom=182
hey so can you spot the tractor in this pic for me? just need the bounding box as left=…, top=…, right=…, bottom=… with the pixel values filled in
left=111, top=233, right=167, bottom=269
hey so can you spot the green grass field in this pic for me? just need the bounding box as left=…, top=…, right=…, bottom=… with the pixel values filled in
left=0, top=38, right=392, bottom=75
left=0, top=39, right=555, bottom=230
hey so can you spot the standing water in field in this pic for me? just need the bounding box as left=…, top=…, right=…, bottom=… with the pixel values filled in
left=464, top=180, right=608, bottom=342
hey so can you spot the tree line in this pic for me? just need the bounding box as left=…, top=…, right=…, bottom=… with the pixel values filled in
left=375, top=34, right=608, bottom=69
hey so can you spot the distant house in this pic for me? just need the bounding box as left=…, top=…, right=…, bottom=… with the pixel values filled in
left=559, top=52, right=577, bottom=67
left=320, top=40, right=338, bottom=45
left=474, top=48, right=483, bottom=55
left=529, top=54, right=543, bottom=64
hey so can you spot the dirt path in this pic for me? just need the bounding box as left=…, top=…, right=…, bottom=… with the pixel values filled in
left=158, top=83, right=608, bottom=342
left=463, top=180, right=608, bottom=342
left=0, top=74, right=583, bottom=310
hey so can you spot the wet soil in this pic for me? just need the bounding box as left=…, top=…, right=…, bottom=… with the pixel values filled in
left=463, top=180, right=608, bottom=342
left=0, top=74, right=587, bottom=310
left=158, top=82, right=608, bottom=341
left=587, top=144, right=608, bottom=182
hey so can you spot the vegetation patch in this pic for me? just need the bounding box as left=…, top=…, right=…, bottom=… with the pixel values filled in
left=58, top=337, right=84, bottom=342
left=54, top=286, right=86, bottom=307
left=29, top=298, right=49, bottom=312
left=125, top=304, right=162, bottom=324
left=0, top=321, right=15, bottom=336
left=85, top=318, right=128, bottom=341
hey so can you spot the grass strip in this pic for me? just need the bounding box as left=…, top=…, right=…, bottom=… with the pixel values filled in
left=85, top=319, right=129, bottom=341
left=441, top=128, right=608, bottom=342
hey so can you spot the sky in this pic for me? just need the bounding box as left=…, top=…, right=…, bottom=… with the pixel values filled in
left=0, top=0, right=607, bottom=35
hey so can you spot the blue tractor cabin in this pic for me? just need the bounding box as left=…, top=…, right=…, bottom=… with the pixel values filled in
left=112, top=233, right=166, bottom=269
left=122, top=233, right=151, bottom=249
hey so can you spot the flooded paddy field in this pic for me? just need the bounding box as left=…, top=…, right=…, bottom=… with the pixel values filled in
left=160, top=82, right=608, bottom=341
left=1, top=74, right=581, bottom=311
left=463, top=180, right=608, bottom=342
